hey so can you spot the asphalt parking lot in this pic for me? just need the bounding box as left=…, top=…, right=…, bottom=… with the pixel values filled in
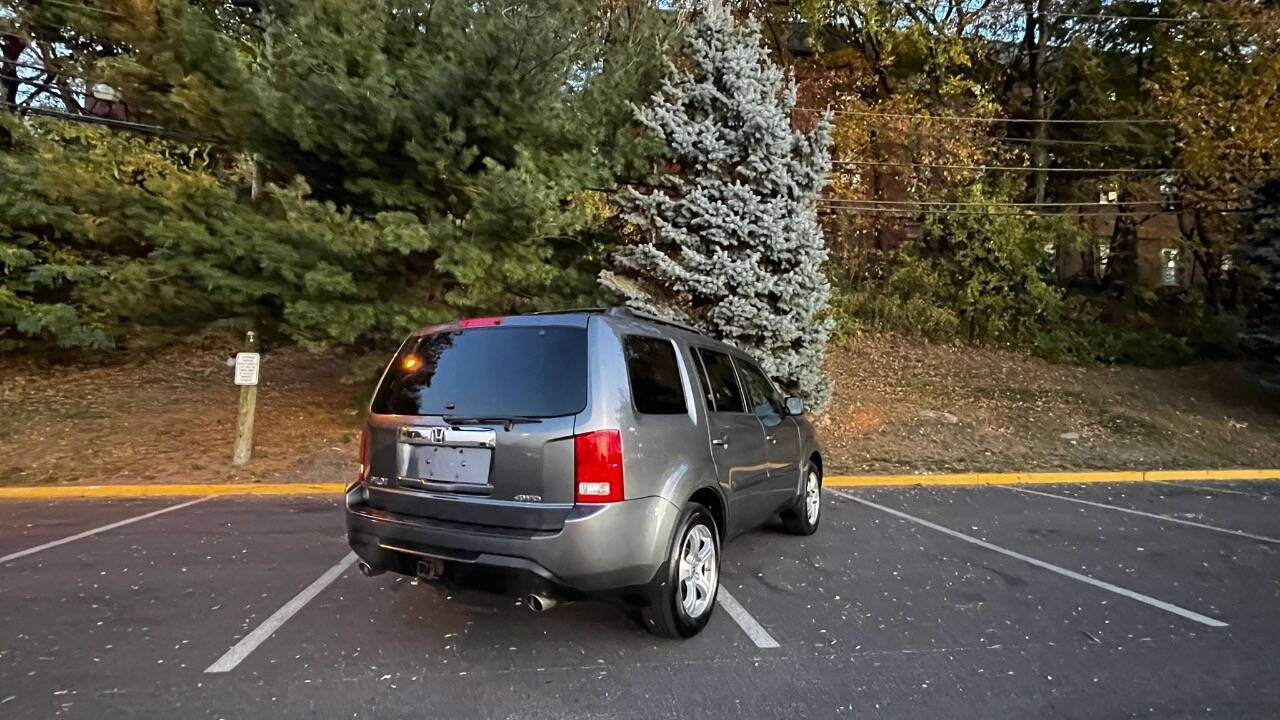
left=2, top=481, right=1279, bottom=719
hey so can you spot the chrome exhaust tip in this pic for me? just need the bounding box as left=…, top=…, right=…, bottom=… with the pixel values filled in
left=526, top=594, right=557, bottom=613
left=358, top=561, right=384, bottom=578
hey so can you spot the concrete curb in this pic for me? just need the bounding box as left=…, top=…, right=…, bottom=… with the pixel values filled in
left=0, top=469, right=1278, bottom=499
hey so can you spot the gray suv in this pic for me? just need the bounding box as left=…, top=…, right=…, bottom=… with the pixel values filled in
left=345, top=307, right=823, bottom=638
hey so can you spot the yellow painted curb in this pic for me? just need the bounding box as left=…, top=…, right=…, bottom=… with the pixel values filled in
left=0, top=483, right=347, bottom=499
left=826, top=469, right=1280, bottom=488
left=2, top=468, right=1279, bottom=499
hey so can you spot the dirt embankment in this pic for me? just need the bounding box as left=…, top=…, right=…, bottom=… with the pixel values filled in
left=0, top=336, right=361, bottom=486
left=2, top=334, right=1278, bottom=486
left=816, top=336, right=1280, bottom=474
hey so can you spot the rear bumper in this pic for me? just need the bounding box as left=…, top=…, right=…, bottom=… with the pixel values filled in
left=345, top=488, right=680, bottom=594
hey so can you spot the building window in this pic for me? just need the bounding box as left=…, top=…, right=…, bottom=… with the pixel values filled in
left=1160, top=248, right=1181, bottom=286
left=1096, top=241, right=1110, bottom=275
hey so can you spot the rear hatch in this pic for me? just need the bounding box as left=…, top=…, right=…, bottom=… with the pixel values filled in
left=363, top=320, right=586, bottom=531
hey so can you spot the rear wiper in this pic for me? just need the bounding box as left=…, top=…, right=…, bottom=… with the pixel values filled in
left=442, top=415, right=544, bottom=431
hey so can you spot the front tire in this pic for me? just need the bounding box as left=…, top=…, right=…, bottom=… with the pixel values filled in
left=781, top=462, right=821, bottom=536
left=641, top=503, right=720, bottom=639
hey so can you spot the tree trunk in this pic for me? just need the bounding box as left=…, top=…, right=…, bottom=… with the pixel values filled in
left=1193, top=209, right=1222, bottom=307
left=0, top=34, right=26, bottom=146
left=2, top=34, right=25, bottom=108
left=1026, top=0, right=1049, bottom=204
left=1106, top=193, right=1140, bottom=293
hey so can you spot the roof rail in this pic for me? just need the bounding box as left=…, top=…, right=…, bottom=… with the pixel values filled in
left=528, top=307, right=609, bottom=316
left=606, top=306, right=705, bottom=336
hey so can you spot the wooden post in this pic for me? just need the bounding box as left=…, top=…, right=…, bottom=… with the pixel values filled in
left=232, top=331, right=260, bottom=465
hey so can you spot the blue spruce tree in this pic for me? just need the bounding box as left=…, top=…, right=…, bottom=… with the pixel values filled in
left=602, top=2, right=836, bottom=407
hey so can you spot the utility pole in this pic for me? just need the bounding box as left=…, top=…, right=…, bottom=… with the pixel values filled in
left=232, top=331, right=260, bottom=465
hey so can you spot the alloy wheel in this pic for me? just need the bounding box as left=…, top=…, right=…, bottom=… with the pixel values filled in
left=677, top=524, right=717, bottom=619
left=805, top=470, right=820, bottom=524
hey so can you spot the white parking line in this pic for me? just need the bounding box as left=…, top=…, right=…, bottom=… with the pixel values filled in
left=0, top=496, right=214, bottom=565
left=832, top=490, right=1228, bottom=628
left=717, top=587, right=780, bottom=648
left=205, top=552, right=357, bottom=674
left=999, top=485, right=1280, bottom=545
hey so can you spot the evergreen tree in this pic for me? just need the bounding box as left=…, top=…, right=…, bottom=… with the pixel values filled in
left=602, top=2, right=835, bottom=407
left=232, top=0, right=671, bottom=316
left=1241, top=179, right=1280, bottom=364
left=0, top=118, right=443, bottom=350
left=1, top=0, right=672, bottom=351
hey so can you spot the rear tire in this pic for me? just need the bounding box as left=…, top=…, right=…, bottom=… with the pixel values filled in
left=641, top=503, right=720, bottom=639
left=781, top=462, right=821, bottom=536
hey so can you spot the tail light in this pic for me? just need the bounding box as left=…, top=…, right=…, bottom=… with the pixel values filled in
left=574, top=430, right=624, bottom=503
left=357, top=427, right=370, bottom=484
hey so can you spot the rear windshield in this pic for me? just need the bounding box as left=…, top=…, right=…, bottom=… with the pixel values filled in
left=371, top=326, right=587, bottom=417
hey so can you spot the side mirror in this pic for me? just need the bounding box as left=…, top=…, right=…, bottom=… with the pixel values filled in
left=784, top=396, right=805, bottom=415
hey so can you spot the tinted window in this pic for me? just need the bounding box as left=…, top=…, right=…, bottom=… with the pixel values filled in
left=624, top=336, right=687, bottom=414
left=696, top=349, right=745, bottom=413
left=371, top=327, right=587, bottom=417
left=737, top=360, right=784, bottom=416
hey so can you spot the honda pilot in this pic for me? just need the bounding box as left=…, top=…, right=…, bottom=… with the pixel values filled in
left=345, top=307, right=823, bottom=638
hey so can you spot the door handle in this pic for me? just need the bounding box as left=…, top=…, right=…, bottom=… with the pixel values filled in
left=711, top=436, right=729, bottom=449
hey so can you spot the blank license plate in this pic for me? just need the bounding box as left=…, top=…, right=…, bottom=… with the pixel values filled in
left=405, top=445, right=492, bottom=485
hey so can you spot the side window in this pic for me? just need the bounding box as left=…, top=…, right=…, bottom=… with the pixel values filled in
left=623, top=336, right=687, bottom=415
left=695, top=348, right=746, bottom=414
left=736, top=359, right=784, bottom=417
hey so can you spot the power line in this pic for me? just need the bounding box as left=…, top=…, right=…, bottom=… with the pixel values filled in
left=31, top=0, right=125, bottom=18
left=2, top=67, right=102, bottom=90
left=819, top=198, right=1179, bottom=208
left=798, top=107, right=1174, bottom=125
left=815, top=204, right=1251, bottom=218
left=833, top=159, right=1158, bottom=173
left=2, top=67, right=225, bottom=143
left=1, top=68, right=92, bottom=106
left=1046, top=11, right=1280, bottom=24
left=6, top=67, right=1157, bottom=146
left=995, top=135, right=1163, bottom=149
left=837, top=135, right=1165, bottom=149
left=831, top=159, right=1278, bottom=174
left=0, top=101, right=213, bottom=140
left=3, top=59, right=83, bottom=74
left=3, top=61, right=51, bottom=74
left=0, top=72, right=64, bottom=92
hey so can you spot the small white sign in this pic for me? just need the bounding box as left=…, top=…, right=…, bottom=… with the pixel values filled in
left=234, top=352, right=260, bottom=386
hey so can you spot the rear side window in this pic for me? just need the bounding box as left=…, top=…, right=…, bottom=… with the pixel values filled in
left=623, top=336, right=687, bottom=415
left=371, top=326, right=587, bottom=417
left=696, top=348, right=745, bottom=414
left=737, top=359, right=784, bottom=416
